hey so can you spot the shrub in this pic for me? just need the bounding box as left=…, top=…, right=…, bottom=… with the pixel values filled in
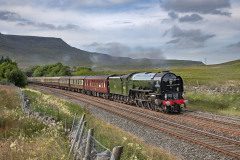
left=0, top=57, right=27, bottom=87
left=31, top=63, right=71, bottom=77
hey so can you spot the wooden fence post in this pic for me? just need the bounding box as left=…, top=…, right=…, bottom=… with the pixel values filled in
left=83, top=128, right=94, bottom=160
left=74, top=121, right=86, bottom=159
left=110, top=146, right=123, bottom=160
left=71, top=113, right=77, bottom=131
left=76, top=121, right=86, bottom=150
left=64, top=119, right=67, bottom=133
left=68, top=114, right=85, bottom=158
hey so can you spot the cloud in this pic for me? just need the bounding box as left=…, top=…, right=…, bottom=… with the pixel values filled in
left=85, top=42, right=165, bottom=59
left=18, top=22, right=79, bottom=30
left=179, top=14, right=203, bottom=22
left=0, top=10, right=79, bottom=30
left=0, top=10, right=24, bottom=21
left=160, top=0, right=231, bottom=16
left=165, top=26, right=215, bottom=48
left=0, top=0, right=137, bottom=10
left=228, top=41, right=240, bottom=48
left=226, top=41, right=240, bottom=53
left=168, top=11, right=178, bottom=19
left=167, top=11, right=203, bottom=23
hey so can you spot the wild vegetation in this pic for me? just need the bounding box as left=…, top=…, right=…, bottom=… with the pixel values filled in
left=186, top=91, right=240, bottom=116
left=24, top=88, right=175, bottom=160
left=27, top=63, right=71, bottom=77
left=0, top=85, right=69, bottom=159
left=0, top=56, right=27, bottom=87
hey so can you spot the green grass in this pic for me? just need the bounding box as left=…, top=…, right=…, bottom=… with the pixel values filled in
left=187, top=91, right=240, bottom=116
left=0, top=85, right=69, bottom=159
left=24, top=88, right=175, bottom=160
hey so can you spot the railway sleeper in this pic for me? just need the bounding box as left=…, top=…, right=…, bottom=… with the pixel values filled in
left=218, top=146, right=240, bottom=152
left=203, top=141, right=230, bottom=146
left=195, top=138, right=223, bottom=144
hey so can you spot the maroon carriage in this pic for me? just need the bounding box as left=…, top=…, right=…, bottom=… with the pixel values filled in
left=84, top=76, right=110, bottom=96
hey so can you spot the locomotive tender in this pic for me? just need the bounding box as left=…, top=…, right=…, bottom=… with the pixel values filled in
left=28, top=71, right=187, bottom=113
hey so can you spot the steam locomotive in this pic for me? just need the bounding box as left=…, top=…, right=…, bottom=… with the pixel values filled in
left=28, top=71, right=187, bottom=113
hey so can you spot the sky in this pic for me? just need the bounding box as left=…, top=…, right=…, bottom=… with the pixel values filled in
left=0, top=0, right=240, bottom=64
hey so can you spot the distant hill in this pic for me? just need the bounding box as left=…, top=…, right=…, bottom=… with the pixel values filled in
left=215, top=59, right=240, bottom=66
left=0, top=33, right=204, bottom=69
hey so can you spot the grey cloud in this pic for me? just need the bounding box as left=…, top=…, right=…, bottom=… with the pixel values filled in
left=0, top=11, right=25, bottom=21
left=167, top=11, right=203, bottom=23
left=166, top=38, right=180, bottom=44
left=0, top=10, right=79, bottom=30
left=133, top=47, right=165, bottom=59
left=160, top=0, right=231, bottom=16
left=226, top=41, right=240, bottom=53
left=228, top=41, right=240, bottom=48
left=179, top=14, right=203, bottom=22
left=165, top=26, right=215, bottom=48
left=86, top=42, right=165, bottom=59
left=18, top=22, right=79, bottom=30
left=94, top=42, right=131, bottom=56
left=0, top=0, right=136, bottom=9
left=168, top=11, right=178, bottom=19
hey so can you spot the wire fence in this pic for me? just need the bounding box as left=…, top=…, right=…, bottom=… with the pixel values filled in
left=69, top=114, right=123, bottom=160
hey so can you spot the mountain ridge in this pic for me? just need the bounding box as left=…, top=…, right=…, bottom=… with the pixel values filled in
left=0, top=33, right=204, bottom=69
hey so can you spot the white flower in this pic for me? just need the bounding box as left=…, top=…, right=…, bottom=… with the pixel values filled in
left=10, top=141, right=17, bottom=149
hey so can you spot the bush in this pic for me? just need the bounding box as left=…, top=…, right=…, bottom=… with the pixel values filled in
left=31, top=63, right=71, bottom=77
left=0, top=57, right=27, bottom=87
left=6, top=69, right=27, bottom=87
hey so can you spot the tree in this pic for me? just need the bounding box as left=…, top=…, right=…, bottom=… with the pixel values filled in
left=30, top=63, right=71, bottom=77
left=0, top=57, right=27, bottom=87
left=6, top=69, right=27, bottom=87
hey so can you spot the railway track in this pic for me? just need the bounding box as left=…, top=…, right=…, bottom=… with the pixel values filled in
left=30, top=85, right=240, bottom=159
left=177, top=114, right=240, bottom=139
left=182, top=113, right=240, bottom=129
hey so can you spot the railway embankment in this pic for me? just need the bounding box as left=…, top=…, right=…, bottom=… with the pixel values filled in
left=0, top=84, right=175, bottom=160
left=23, top=87, right=175, bottom=160
left=30, top=85, right=240, bottom=160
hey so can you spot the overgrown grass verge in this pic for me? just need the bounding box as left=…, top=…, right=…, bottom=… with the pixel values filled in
left=0, top=85, right=69, bottom=160
left=24, top=88, right=175, bottom=160
left=186, top=91, right=240, bottom=116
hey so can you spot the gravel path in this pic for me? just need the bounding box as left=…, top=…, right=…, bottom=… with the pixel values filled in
left=30, top=86, right=235, bottom=160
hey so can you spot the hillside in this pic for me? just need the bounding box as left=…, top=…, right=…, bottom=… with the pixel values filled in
left=0, top=33, right=204, bottom=69
left=214, top=59, right=240, bottom=67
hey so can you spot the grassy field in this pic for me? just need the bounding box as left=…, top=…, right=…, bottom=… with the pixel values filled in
left=170, top=60, right=240, bottom=86
left=186, top=91, right=240, bottom=116
left=170, top=60, right=240, bottom=116
left=0, top=85, right=69, bottom=160
left=24, top=88, right=175, bottom=160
